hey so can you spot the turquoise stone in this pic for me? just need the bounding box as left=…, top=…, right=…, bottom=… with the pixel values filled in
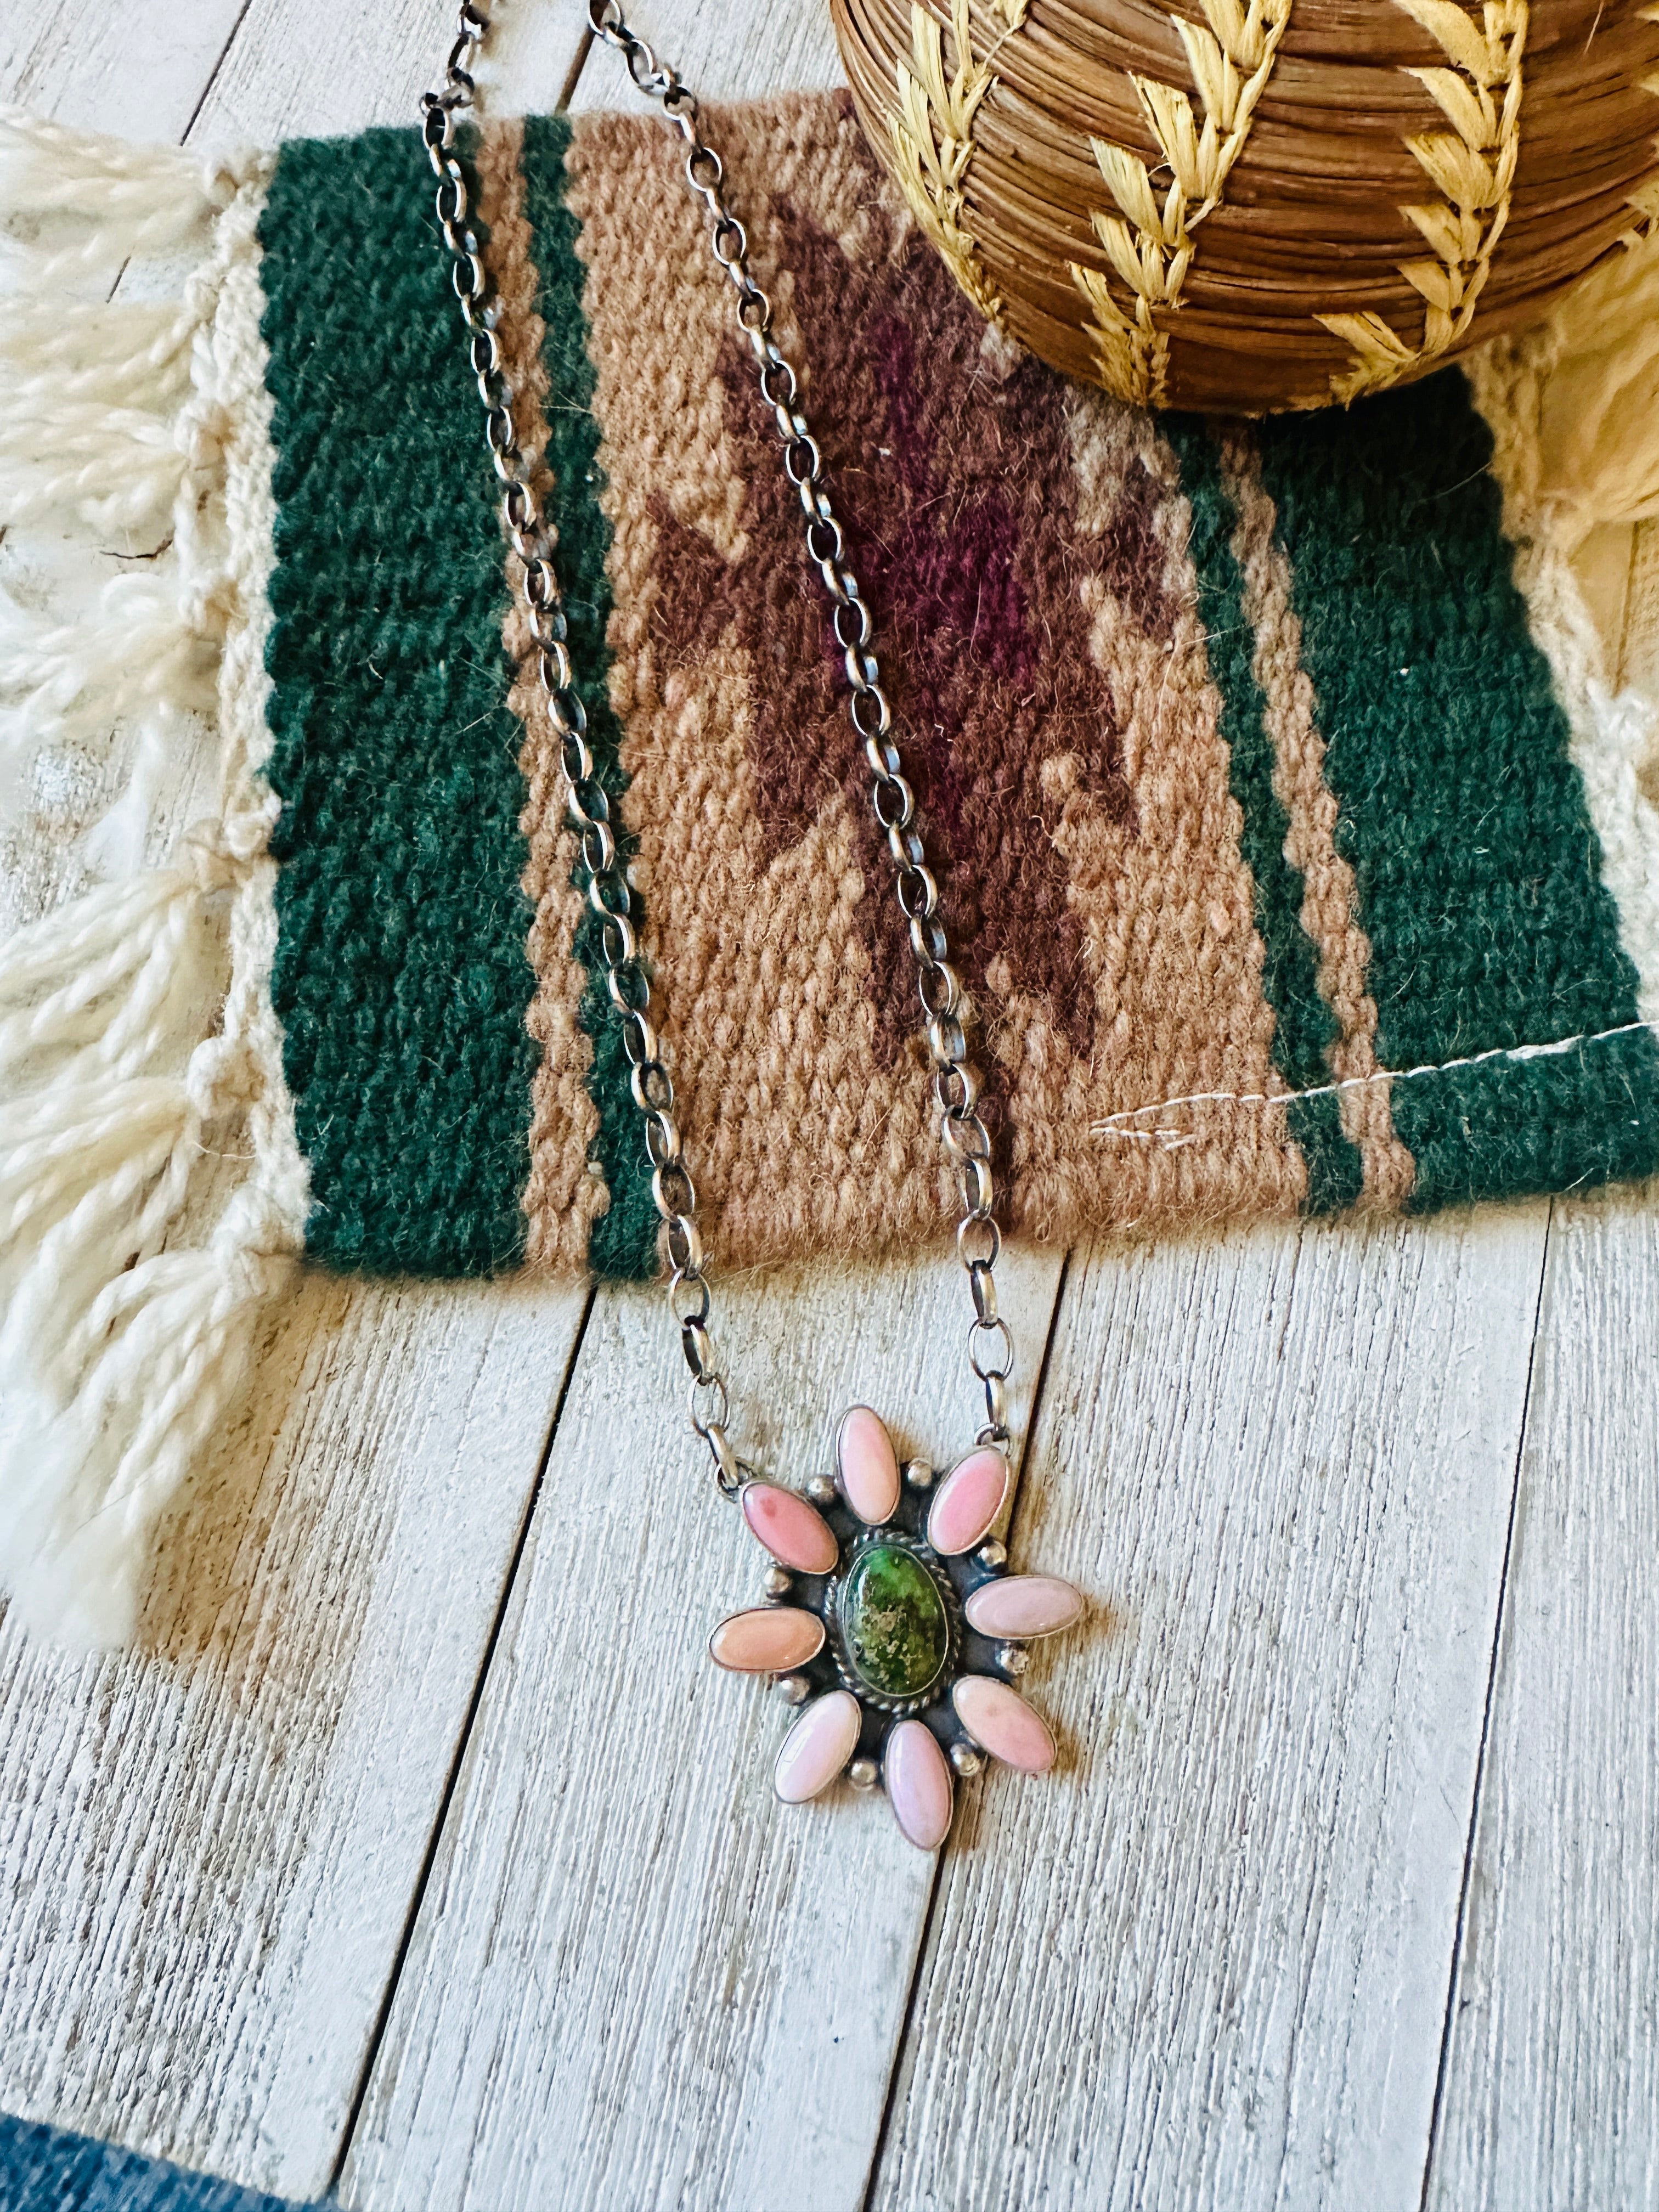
left=843, top=1543, right=949, bottom=1699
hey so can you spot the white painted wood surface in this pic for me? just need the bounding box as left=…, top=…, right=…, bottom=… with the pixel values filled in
left=1425, top=1189, right=1659, bottom=2212
left=0, top=1274, right=588, bottom=2196
left=565, top=0, right=847, bottom=109
left=1, top=2, right=1658, bottom=2208
left=871, top=1207, right=1548, bottom=2212
left=199, top=0, right=586, bottom=149
left=0, top=0, right=245, bottom=136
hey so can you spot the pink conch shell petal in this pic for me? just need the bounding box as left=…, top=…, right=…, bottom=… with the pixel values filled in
left=884, top=1718, right=954, bottom=1850
left=927, top=1446, right=1010, bottom=1556
left=837, top=1404, right=900, bottom=1525
left=964, top=1574, right=1084, bottom=1640
left=952, top=1675, right=1057, bottom=1774
left=709, top=1607, right=825, bottom=1674
left=742, top=1481, right=839, bottom=1575
left=774, top=1690, right=862, bottom=1803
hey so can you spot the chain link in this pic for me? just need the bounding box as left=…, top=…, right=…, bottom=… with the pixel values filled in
left=421, top=0, right=1012, bottom=1466
left=420, top=6, right=744, bottom=1494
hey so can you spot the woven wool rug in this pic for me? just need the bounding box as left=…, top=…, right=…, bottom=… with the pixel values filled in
left=3, top=89, right=1659, bottom=1639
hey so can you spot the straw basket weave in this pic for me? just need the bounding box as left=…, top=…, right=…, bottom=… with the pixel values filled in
left=830, top=0, right=1659, bottom=412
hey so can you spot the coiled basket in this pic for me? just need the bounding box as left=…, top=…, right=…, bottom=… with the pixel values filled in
left=830, top=0, right=1659, bottom=412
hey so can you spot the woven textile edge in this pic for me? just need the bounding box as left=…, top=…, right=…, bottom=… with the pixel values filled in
left=0, top=113, right=308, bottom=1648
left=1464, top=327, right=1659, bottom=1025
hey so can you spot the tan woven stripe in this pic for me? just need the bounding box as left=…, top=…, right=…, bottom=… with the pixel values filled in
left=1043, top=392, right=1308, bottom=1227
left=546, top=97, right=1309, bottom=1263
left=498, top=94, right=1314, bottom=1265
left=556, top=98, right=944, bottom=1272
left=475, top=118, right=607, bottom=1271
left=1218, top=427, right=1417, bottom=1210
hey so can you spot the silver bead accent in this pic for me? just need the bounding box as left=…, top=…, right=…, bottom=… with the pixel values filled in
left=848, top=1756, right=879, bottom=1791
left=950, top=1742, right=984, bottom=1778
left=805, top=1474, right=837, bottom=1506
left=763, top=1565, right=793, bottom=1599
left=904, top=1458, right=934, bottom=1491
left=977, top=1539, right=1007, bottom=1571
left=775, top=1673, right=811, bottom=1705
left=998, top=1644, right=1030, bottom=1677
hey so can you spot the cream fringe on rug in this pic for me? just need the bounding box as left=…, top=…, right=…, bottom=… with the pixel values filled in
left=0, top=110, right=307, bottom=1647
left=0, top=103, right=1656, bottom=1647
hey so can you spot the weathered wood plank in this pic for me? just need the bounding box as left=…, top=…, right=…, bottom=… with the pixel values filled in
left=0, top=0, right=244, bottom=135
left=1416, top=349, right=1659, bottom=2212
left=1401, top=340, right=1659, bottom=2212
left=869, top=1208, right=1548, bottom=2212
left=339, top=1244, right=1066, bottom=2212
left=566, top=0, right=845, bottom=110
left=0, top=4, right=594, bottom=2199
left=199, top=0, right=585, bottom=146
left=1423, top=1186, right=1659, bottom=2211
left=0, top=1273, right=589, bottom=2194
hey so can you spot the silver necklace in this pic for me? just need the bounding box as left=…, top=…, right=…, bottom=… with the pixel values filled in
left=420, top=0, right=1084, bottom=1848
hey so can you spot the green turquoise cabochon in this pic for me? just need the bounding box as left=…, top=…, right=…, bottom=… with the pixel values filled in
left=841, top=1543, right=952, bottom=1699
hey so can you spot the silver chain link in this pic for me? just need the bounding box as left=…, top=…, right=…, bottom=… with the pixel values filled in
left=420, top=0, right=1013, bottom=1480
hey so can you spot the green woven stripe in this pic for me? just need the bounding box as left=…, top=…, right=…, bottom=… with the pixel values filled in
left=1257, top=370, right=1659, bottom=1211
left=521, top=115, right=658, bottom=1279
left=260, top=128, right=538, bottom=1273
left=1166, top=417, right=1364, bottom=1215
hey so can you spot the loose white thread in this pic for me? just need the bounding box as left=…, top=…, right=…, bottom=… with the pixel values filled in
left=1107, top=258, right=1659, bottom=1167
left=1094, top=1016, right=1659, bottom=1148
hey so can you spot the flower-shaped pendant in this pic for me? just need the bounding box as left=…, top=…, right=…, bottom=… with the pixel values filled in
left=709, top=1406, right=1082, bottom=1848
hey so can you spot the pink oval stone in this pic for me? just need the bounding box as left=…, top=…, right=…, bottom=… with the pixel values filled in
left=708, top=1606, right=825, bottom=1674
left=774, top=1689, right=861, bottom=1803
left=884, top=1718, right=953, bottom=1850
left=952, top=1675, right=1056, bottom=1774
left=742, top=1481, right=839, bottom=1575
left=927, top=1446, right=1009, bottom=1556
left=964, top=1573, right=1084, bottom=1641
left=837, top=1404, right=900, bottom=1526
